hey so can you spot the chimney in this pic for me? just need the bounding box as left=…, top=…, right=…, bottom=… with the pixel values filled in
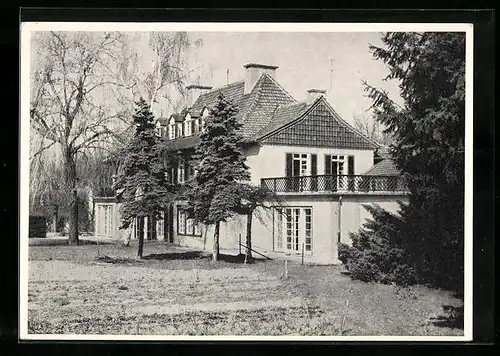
left=186, top=84, right=212, bottom=108
left=306, top=89, right=327, bottom=105
left=243, top=63, right=279, bottom=94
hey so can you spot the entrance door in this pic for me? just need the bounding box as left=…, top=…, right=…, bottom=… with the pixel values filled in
left=283, top=207, right=313, bottom=255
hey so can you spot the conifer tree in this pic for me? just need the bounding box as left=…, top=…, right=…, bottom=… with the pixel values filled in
left=114, top=98, right=175, bottom=258
left=340, top=32, right=465, bottom=292
left=185, top=93, right=251, bottom=262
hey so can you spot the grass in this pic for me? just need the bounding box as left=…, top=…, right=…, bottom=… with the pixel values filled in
left=27, top=239, right=464, bottom=336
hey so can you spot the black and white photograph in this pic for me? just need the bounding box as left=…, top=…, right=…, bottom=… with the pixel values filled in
left=20, top=22, right=473, bottom=341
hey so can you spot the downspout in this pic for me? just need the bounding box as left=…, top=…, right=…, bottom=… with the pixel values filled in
left=337, top=195, right=343, bottom=243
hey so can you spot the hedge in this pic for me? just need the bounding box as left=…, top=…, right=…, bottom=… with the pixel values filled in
left=29, top=215, right=47, bottom=238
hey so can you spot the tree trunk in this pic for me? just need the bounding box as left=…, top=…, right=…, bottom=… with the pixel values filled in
left=245, top=212, right=253, bottom=260
left=213, top=221, right=220, bottom=262
left=52, top=205, right=58, bottom=233
left=65, top=149, right=79, bottom=245
left=138, top=217, right=145, bottom=258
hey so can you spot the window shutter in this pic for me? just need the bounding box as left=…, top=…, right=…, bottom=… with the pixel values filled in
left=311, top=154, right=317, bottom=176
left=184, top=163, right=190, bottom=180
left=310, top=154, right=318, bottom=191
left=348, top=155, right=355, bottom=190
left=286, top=153, right=293, bottom=177
left=325, top=155, right=332, bottom=175
left=348, top=155, right=355, bottom=175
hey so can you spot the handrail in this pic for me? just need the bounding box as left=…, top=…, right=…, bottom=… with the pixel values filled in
left=238, top=242, right=273, bottom=260
left=260, top=174, right=408, bottom=193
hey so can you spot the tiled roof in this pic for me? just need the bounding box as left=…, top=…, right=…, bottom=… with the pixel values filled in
left=253, top=102, right=311, bottom=140
left=162, top=73, right=296, bottom=151
left=163, top=135, right=201, bottom=151
left=190, top=80, right=245, bottom=116
left=375, top=146, right=391, bottom=159
left=157, top=117, right=170, bottom=125
left=363, top=158, right=401, bottom=176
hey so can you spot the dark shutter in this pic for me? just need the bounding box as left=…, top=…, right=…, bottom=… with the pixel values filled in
left=324, top=155, right=332, bottom=190
left=311, top=154, right=317, bottom=175
left=325, top=155, right=332, bottom=175
left=184, top=162, right=190, bottom=181
left=348, top=156, right=355, bottom=175
left=348, top=155, right=355, bottom=190
left=285, top=153, right=293, bottom=191
left=286, top=153, right=293, bottom=177
left=310, top=154, right=318, bottom=191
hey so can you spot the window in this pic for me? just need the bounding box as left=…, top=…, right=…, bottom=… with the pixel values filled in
left=169, top=124, right=175, bottom=139
left=176, top=123, right=183, bottom=138
left=275, top=208, right=283, bottom=250
left=281, top=207, right=313, bottom=255
left=178, top=161, right=185, bottom=183
left=191, top=119, right=198, bottom=134
left=177, top=207, right=202, bottom=236
left=178, top=210, right=186, bottom=234
left=185, top=119, right=191, bottom=136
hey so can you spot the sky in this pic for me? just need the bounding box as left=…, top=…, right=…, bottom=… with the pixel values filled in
left=179, top=31, right=403, bottom=124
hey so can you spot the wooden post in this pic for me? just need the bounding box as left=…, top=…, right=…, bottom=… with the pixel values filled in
left=285, top=260, right=288, bottom=279
left=302, top=243, right=304, bottom=266
left=239, top=234, right=241, bottom=255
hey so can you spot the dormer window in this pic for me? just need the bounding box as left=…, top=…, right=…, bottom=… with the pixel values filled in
left=201, top=107, right=210, bottom=133
left=168, top=117, right=176, bottom=140
left=191, top=118, right=198, bottom=134
left=176, top=123, right=183, bottom=138
left=155, top=122, right=162, bottom=137
left=184, top=113, right=192, bottom=137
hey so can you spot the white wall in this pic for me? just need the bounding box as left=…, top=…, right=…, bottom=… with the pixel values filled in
left=245, top=143, right=375, bottom=185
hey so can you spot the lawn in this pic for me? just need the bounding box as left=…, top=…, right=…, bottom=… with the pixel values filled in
left=27, top=238, right=464, bottom=336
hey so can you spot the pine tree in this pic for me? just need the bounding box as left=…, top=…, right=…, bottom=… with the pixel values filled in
left=343, top=32, right=465, bottom=292
left=185, top=93, right=251, bottom=262
left=114, top=98, right=176, bottom=258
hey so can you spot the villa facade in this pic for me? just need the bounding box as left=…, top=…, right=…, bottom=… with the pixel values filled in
left=94, top=63, right=409, bottom=264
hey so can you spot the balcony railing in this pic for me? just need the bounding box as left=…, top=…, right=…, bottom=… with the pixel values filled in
left=261, top=175, right=408, bottom=194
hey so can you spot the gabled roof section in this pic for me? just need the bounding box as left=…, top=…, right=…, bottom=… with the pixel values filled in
left=162, top=72, right=298, bottom=151
left=157, top=117, right=169, bottom=125
left=253, top=102, right=311, bottom=140
left=189, top=80, right=245, bottom=116
left=239, top=73, right=298, bottom=137
left=363, top=158, right=401, bottom=176
left=258, top=97, right=380, bottom=150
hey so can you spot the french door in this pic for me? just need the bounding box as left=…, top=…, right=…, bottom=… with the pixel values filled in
left=290, top=154, right=310, bottom=191
left=325, top=155, right=355, bottom=191
left=283, top=207, right=312, bottom=255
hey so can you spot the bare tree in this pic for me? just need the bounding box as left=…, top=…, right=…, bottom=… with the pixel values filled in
left=29, top=31, right=198, bottom=244
left=30, top=31, right=131, bottom=244
left=353, top=113, right=394, bottom=146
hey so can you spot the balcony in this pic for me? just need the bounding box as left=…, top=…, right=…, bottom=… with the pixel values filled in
left=260, top=175, right=408, bottom=194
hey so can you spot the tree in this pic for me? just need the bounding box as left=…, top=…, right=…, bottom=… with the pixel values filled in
left=234, top=185, right=279, bottom=261
left=185, top=93, right=251, bottom=262
left=353, top=113, right=393, bottom=146
left=29, top=31, right=195, bottom=244
left=113, top=98, right=176, bottom=258
left=341, top=32, right=465, bottom=292
left=30, top=31, right=130, bottom=244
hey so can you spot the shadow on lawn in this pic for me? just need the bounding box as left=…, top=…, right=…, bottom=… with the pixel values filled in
left=430, top=305, right=464, bottom=329
left=142, top=251, right=206, bottom=261
left=143, top=251, right=265, bottom=264
left=29, top=238, right=116, bottom=246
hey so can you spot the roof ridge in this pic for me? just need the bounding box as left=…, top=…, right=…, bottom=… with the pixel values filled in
left=262, top=72, right=298, bottom=103
left=204, top=79, right=245, bottom=95
left=241, top=74, right=265, bottom=121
